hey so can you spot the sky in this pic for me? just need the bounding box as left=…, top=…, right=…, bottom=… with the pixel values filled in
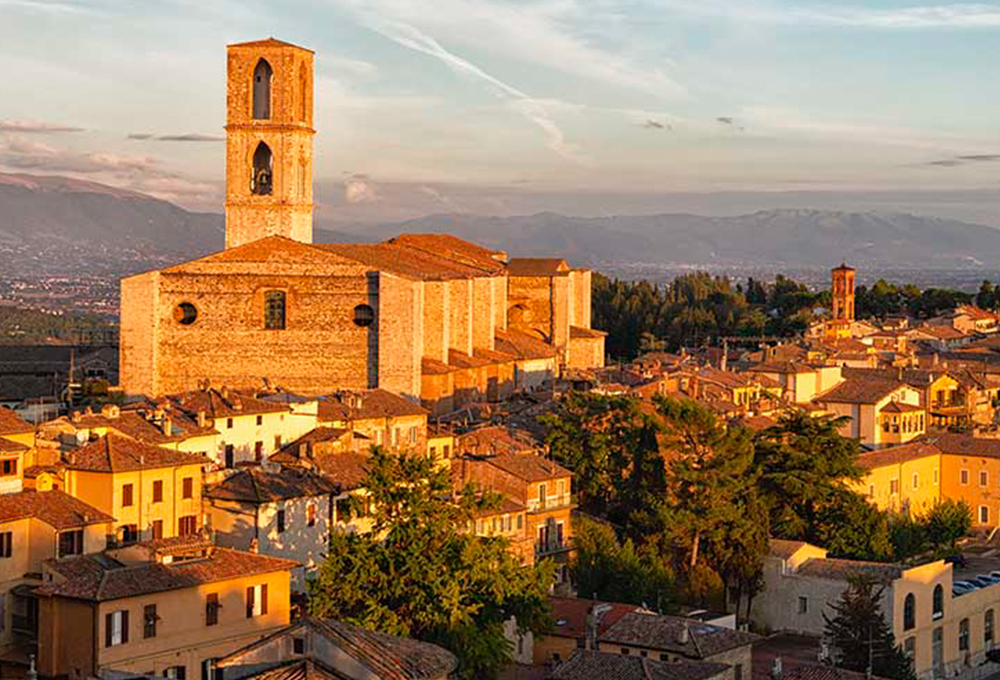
left=0, top=0, right=999, bottom=222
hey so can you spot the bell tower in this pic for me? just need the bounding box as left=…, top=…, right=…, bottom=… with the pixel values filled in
left=831, top=262, right=856, bottom=323
left=224, top=38, right=314, bottom=249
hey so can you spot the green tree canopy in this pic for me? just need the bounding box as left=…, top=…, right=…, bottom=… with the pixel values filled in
left=308, top=448, right=554, bottom=680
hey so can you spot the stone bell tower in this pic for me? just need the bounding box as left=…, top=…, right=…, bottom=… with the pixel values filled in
left=224, top=38, right=314, bottom=249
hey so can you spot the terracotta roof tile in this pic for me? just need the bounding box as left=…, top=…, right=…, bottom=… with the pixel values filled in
left=0, top=489, right=113, bottom=529
left=228, top=37, right=314, bottom=52
left=494, top=330, right=557, bottom=360
left=547, top=597, right=640, bottom=640
left=65, top=434, right=208, bottom=472
left=447, top=349, right=492, bottom=369
left=600, top=611, right=758, bottom=658
left=0, top=407, right=33, bottom=435
left=508, top=258, right=569, bottom=277
left=167, top=388, right=290, bottom=420
left=570, top=325, right=607, bottom=339
left=483, top=453, right=571, bottom=482
left=550, top=651, right=730, bottom=680
left=857, top=441, right=941, bottom=470
left=794, top=557, right=903, bottom=582
left=318, top=390, right=428, bottom=421
left=926, top=433, right=1000, bottom=459
left=817, top=377, right=906, bottom=404
left=0, top=438, right=28, bottom=454
left=457, top=426, right=542, bottom=457
left=770, top=539, right=810, bottom=559
left=205, top=467, right=337, bottom=503
left=421, top=357, right=455, bottom=376
left=39, top=547, right=298, bottom=601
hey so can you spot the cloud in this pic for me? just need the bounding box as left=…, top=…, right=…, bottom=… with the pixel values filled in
left=716, top=116, right=734, bottom=125
left=957, top=154, right=1000, bottom=162
left=926, top=153, right=1000, bottom=167
left=127, top=132, right=223, bottom=142
left=0, top=119, right=83, bottom=133
left=642, top=119, right=669, bottom=130
left=357, top=16, right=588, bottom=164
left=344, top=175, right=378, bottom=203
left=657, top=0, right=1000, bottom=28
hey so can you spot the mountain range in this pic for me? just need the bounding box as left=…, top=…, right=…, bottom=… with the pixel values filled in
left=3, top=172, right=1000, bottom=272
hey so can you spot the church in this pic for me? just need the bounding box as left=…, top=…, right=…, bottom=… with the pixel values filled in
left=119, top=38, right=605, bottom=414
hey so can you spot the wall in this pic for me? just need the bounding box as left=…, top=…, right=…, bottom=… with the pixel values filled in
left=119, top=271, right=159, bottom=398
left=941, top=454, right=1000, bottom=527
left=857, top=453, right=942, bottom=517
left=377, top=273, right=423, bottom=399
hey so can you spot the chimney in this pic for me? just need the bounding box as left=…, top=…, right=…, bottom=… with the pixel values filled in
left=677, top=623, right=690, bottom=645
left=197, top=410, right=207, bottom=428
left=27, top=655, right=37, bottom=680
left=71, top=411, right=82, bottom=423
left=771, top=657, right=783, bottom=680
left=249, top=537, right=259, bottom=554
left=162, top=416, right=172, bottom=437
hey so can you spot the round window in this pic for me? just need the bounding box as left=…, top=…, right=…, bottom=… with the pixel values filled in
left=353, top=304, right=375, bottom=327
left=174, top=302, right=198, bottom=326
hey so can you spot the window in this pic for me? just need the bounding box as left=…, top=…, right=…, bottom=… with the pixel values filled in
left=122, top=483, right=134, bottom=507
left=205, top=593, right=220, bottom=626
left=960, top=618, right=970, bottom=651
left=164, top=666, right=186, bottom=680
left=307, top=503, right=316, bottom=527
left=120, top=524, right=139, bottom=545
left=58, top=529, right=83, bottom=557
left=353, top=304, right=375, bottom=327
left=934, top=468, right=939, bottom=484
left=735, top=664, right=743, bottom=680
left=105, top=610, right=129, bottom=647
left=252, top=58, right=272, bottom=120
left=226, top=418, right=233, bottom=430
left=264, top=291, right=286, bottom=330
left=336, top=497, right=352, bottom=522
left=0, top=459, right=17, bottom=477
left=0, top=532, right=11, bottom=558
left=430, top=446, right=437, bottom=458
left=152, top=520, right=163, bottom=540
left=913, top=473, right=919, bottom=490
left=277, top=509, right=286, bottom=534
left=256, top=415, right=263, bottom=426
left=868, top=484, right=875, bottom=498
left=254, top=441, right=264, bottom=462
left=152, top=480, right=164, bottom=503
left=409, top=426, right=417, bottom=444
left=274, top=435, right=282, bottom=450
left=620, top=648, right=630, bottom=655
left=904, top=593, right=915, bottom=630
left=174, top=302, right=198, bottom=326
left=293, top=636, right=305, bottom=654
left=202, top=659, right=222, bottom=680
left=246, top=584, right=268, bottom=618
left=183, top=477, right=194, bottom=500
left=143, top=604, right=157, bottom=639
left=890, top=479, right=899, bottom=495
left=178, top=516, right=198, bottom=536
left=538, top=483, right=547, bottom=504
left=517, top=514, right=523, bottom=529
left=933, top=584, right=944, bottom=620
left=982, top=471, right=989, bottom=487
left=798, top=596, right=808, bottom=614
left=443, top=445, right=451, bottom=459
left=987, top=610, right=995, bottom=647
left=982, top=506, right=991, bottom=524
left=961, top=469, right=970, bottom=485
left=225, top=445, right=234, bottom=469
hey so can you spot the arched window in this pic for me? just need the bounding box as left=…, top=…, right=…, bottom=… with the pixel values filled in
left=986, top=609, right=994, bottom=646
left=264, top=291, right=286, bottom=330
left=251, top=142, right=273, bottom=196
left=932, top=584, right=944, bottom=620
left=903, top=593, right=915, bottom=630
left=252, top=59, right=272, bottom=120
left=174, top=302, right=198, bottom=326
left=353, top=304, right=375, bottom=327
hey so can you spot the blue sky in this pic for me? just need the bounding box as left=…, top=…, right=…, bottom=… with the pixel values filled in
left=0, top=0, right=998, bottom=219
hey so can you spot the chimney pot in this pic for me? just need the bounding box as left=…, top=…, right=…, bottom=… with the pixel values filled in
left=771, top=657, right=783, bottom=680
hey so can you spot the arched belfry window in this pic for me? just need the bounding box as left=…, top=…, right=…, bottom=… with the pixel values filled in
left=253, top=59, right=273, bottom=120
left=251, top=142, right=273, bottom=196
left=299, top=62, right=309, bottom=123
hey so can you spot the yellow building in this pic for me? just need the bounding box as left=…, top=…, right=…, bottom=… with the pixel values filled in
left=0, top=490, right=113, bottom=655
left=62, top=434, right=208, bottom=544
left=815, top=377, right=925, bottom=448
left=36, top=537, right=296, bottom=679
left=0, top=407, right=36, bottom=495
left=856, top=441, right=943, bottom=517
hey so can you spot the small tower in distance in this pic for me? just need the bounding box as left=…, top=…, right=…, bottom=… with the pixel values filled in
left=828, top=262, right=856, bottom=339
left=224, top=38, right=314, bottom=249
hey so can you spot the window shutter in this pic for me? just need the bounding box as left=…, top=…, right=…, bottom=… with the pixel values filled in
left=261, top=584, right=268, bottom=615
left=246, top=586, right=254, bottom=618
left=105, top=613, right=113, bottom=647
left=121, top=610, right=129, bottom=643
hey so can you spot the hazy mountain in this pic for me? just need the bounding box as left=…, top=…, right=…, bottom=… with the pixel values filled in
left=3, top=172, right=1000, bottom=272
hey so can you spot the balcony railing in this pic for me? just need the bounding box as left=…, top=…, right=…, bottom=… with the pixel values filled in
left=527, top=493, right=573, bottom=513
left=535, top=537, right=574, bottom=557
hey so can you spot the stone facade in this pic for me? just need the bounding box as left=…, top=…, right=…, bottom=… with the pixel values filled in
left=118, top=39, right=604, bottom=409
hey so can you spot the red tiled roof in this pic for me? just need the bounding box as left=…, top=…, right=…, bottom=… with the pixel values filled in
left=448, top=349, right=492, bottom=369
left=794, top=557, right=903, bottom=582
left=0, top=407, right=33, bottom=436
left=550, top=651, right=730, bottom=680
left=65, top=434, right=208, bottom=472
left=570, top=326, right=607, bottom=339
left=857, top=441, right=941, bottom=470
left=817, top=377, right=905, bottom=404
left=0, top=489, right=113, bottom=530
left=421, top=357, right=455, bottom=376
left=494, top=330, right=557, bottom=360
left=39, top=547, right=298, bottom=601
left=167, top=388, right=290, bottom=420
left=926, top=433, right=1000, bottom=459
left=0, top=438, right=28, bottom=454
left=770, top=539, right=810, bottom=560
left=507, top=258, right=569, bottom=277
left=547, top=597, right=639, bottom=640
left=601, top=611, right=758, bottom=657
left=880, top=401, right=923, bottom=413
left=228, top=37, right=313, bottom=52
left=205, top=467, right=337, bottom=503
left=318, top=389, right=428, bottom=422
left=483, top=453, right=571, bottom=482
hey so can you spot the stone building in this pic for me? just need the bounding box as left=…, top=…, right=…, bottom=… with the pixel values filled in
left=119, top=39, right=603, bottom=414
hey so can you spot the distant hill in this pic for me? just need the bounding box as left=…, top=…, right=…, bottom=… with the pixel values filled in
left=3, top=172, right=1000, bottom=272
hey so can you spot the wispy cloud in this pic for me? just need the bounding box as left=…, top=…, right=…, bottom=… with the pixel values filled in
left=716, top=116, right=734, bottom=125
left=359, top=16, right=589, bottom=164
left=0, top=119, right=83, bottom=133
left=127, top=132, right=223, bottom=142
left=641, top=119, right=669, bottom=130
left=926, top=153, right=1000, bottom=167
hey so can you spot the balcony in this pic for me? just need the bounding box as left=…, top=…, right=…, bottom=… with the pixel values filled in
left=535, top=537, right=573, bottom=557
left=527, top=493, right=574, bottom=513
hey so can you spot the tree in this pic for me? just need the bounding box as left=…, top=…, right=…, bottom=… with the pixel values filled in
left=924, top=499, right=972, bottom=553
left=655, top=397, right=754, bottom=570
left=812, top=489, right=892, bottom=561
left=572, top=515, right=676, bottom=611
left=824, top=573, right=917, bottom=680
left=703, top=485, right=769, bottom=621
left=309, top=449, right=554, bottom=680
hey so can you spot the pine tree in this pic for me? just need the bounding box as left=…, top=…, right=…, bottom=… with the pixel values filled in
left=824, top=574, right=917, bottom=680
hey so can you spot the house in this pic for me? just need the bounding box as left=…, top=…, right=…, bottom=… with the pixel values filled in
left=214, top=616, right=457, bottom=680
left=35, top=537, right=297, bottom=679
left=906, top=326, right=971, bottom=351
left=548, top=650, right=730, bottom=680
left=928, top=306, right=999, bottom=336
left=317, top=390, right=429, bottom=453
left=454, top=453, right=574, bottom=585
left=750, top=539, right=1000, bottom=680
left=854, top=441, right=943, bottom=518
left=814, top=377, right=925, bottom=447
left=746, top=363, right=843, bottom=405
left=61, top=434, right=208, bottom=544
left=534, top=597, right=640, bottom=664
left=470, top=496, right=533, bottom=566
left=0, top=490, right=113, bottom=655
left=0, top=407, right=36, bottom=495
left=204, top=467, right=338, bottom=590
left=455, top=426, right=543, bottom=458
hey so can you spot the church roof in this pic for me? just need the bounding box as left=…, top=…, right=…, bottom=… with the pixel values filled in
left=228, top=37, right=314, bottom=53
left=507, top=258, right=570, bottom=277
